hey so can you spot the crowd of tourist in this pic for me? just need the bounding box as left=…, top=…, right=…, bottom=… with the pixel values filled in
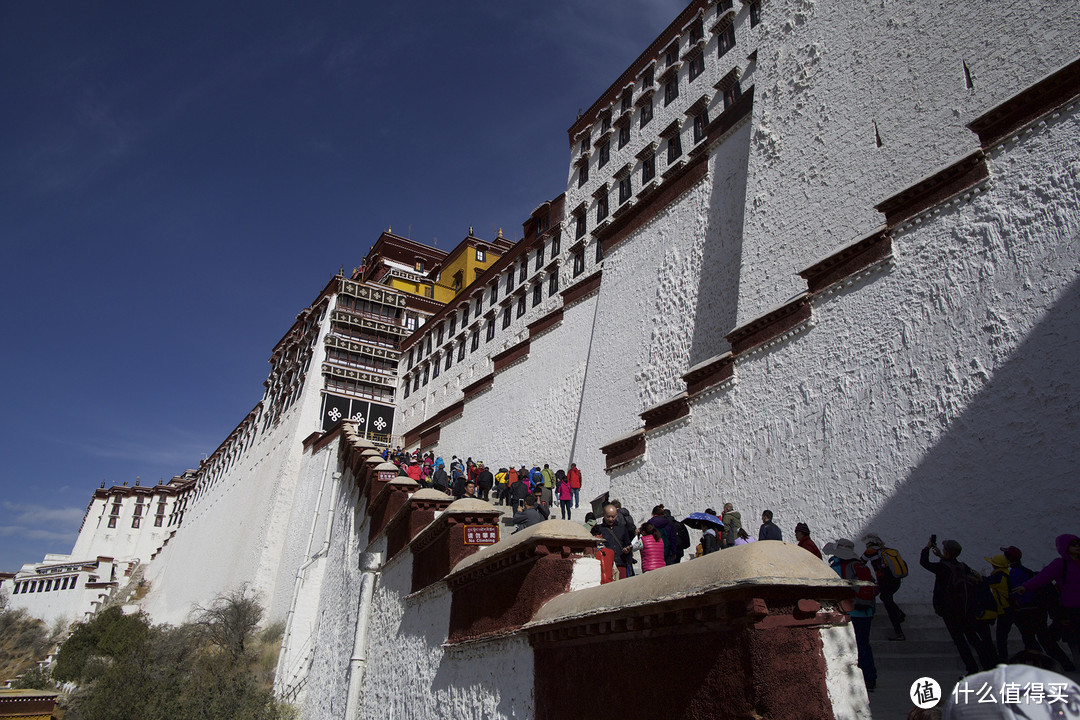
left=383, top=447, right=1079, bottom=705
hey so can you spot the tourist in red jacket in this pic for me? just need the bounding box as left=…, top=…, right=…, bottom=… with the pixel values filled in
left=567, top=463, right=583, bottom=509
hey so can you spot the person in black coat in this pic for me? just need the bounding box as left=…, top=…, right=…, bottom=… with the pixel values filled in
left=513, top=494, right=549, bottom=531
left=594, top=504, right=634, bottom=579
left=475, top=462, right=494, bottom=501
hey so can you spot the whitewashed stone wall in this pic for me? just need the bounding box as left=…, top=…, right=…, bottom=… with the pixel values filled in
left=429, top=291, right=599, bottom=475
left=139, top=305, right=335, bottom=625
left=735, top=0, right=1080, bottom=326
left=612, top=102, right=1080, bottom=597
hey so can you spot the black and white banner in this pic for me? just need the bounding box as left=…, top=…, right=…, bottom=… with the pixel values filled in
left=321, top=395, right=395, bottom=435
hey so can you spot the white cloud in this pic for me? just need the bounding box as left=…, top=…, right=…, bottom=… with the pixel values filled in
left=1, top=502, right=86, bottom=527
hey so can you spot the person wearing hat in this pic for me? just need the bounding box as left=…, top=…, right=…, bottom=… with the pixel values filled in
left=862, top=533, right=908, bottom=641
left=823, top=538, right=878, bottom=691
left=920, top=536, right=997, bottom=675
left=794, top=522, right=822, bottom=559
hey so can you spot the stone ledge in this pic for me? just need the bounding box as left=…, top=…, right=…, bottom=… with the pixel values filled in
left=799, top=228, right=893, bottom=295
left=367, top=477, right=418, bottom=544
left=682, top=352, right=735, bottom=398
left=968, top=54, right=1080, bottom=149
left=640, top=393, right=690, bottom=431
left=726, top=295, right=813, bottom=356
left=599, top=429, right=647, bottom=472
left=462, top=373, right=495, bottom=402
left=874, top=150, right=988, bottom=228
left=492, top=339, right=531, bottom=373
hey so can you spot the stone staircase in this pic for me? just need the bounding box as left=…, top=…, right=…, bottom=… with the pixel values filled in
left=867, top=603, right=965, bottom=717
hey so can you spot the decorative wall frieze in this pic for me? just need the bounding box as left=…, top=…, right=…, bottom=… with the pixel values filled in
left=968, top=56, right=1080, bottom=149
left=874, top=150, right=988, bottom=228
left=799, top=229, right=893, bottom=295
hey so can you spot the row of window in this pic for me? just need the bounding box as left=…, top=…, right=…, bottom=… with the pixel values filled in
left=576, top=0, right=758, bottom=185
left=324, top=376, right=395, bottom=404
left=407, top=234, right=566, bottom=371
left=11, top=576, right=80, bottom=594
left=325, top=347, right=397, bottom=375
left=401, top=237, right=605, bottom=401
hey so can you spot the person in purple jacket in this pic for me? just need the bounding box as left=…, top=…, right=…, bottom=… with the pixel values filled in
left=1015, top=534, right=1080, bottom=668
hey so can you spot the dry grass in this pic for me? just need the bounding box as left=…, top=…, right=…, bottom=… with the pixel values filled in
left=0, top=609, right=55, bottom=682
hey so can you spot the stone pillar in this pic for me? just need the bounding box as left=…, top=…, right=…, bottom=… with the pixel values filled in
left=385, top=488, right=454, bottom=560
left=409, top=499, right=503, bottom=594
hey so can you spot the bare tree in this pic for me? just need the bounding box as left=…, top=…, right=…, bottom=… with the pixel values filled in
left=193, top=584, right=263, bottom=661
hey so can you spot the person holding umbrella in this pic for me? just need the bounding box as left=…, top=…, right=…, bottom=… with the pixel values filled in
left=683, top=510, right=725, bottom=556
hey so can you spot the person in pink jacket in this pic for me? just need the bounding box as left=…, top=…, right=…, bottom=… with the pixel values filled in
left=638, top=522, right=667, bottom=572
left=556, top=477, right=573, bottom=520
left=1016, top=533, right=1080, bottom=666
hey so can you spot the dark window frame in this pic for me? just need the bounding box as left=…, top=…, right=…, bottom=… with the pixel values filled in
left=640, top=98, right=653, bottom=128
left=667, top=133, right=683, bottom=163
left=548, top=270, right=559, bottom=295
left=532, top=283, right=543, bottom=307
left=642, top=152, right=656, bottom=183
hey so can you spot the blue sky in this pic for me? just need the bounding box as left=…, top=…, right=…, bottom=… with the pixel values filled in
left=0, top=1, right=687, bottom=570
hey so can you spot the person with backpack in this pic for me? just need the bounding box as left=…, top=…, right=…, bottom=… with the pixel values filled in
left=1015, top=533, right=1080, bottom=668
left=663, top=507, right=691, bottom=563
left=823, top=538, right=878, bottom=692
left=920, top=537, right=997, bottom=674
left=862, top=533, right=908, bottom=641
left=998, top=545, right=1075, bottom=669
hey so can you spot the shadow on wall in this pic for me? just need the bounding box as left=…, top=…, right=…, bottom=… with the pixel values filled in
left=860, top=270, right=1080, bottom=571
left=689, top=119, right=752, bottom=366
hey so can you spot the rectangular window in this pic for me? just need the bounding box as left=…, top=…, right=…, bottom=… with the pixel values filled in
left=505, top=270, right=514, bottom=293
left=519, top=261, right=527, bottom=282
left=598, top=140, right=610, bottom=168
left=445, top=351, right=452, bottom=371
left=573, top=248, right=585, bottom=277
left=665, top=47, right=678, bottom=68
left=436, top=326, right=444, bottom=346
left=108, top=516, right=117, bottom=528
left=462, top=304, right=470, bottom=325
left=535, top=242, right=544, bottom=270
left=132, top=517, right=141, bottom=529
left=486, top=318, right=495, bottom=342
left=750, top=0, right=761, bottom=27
left=70, top=578, right=78, bottom=590
left=618, top=122, right=630, bottom=149
left=549, top=270, right=559, bottom=295
left=502, top=306, right=511, bottom=329
left=642, top=152, right=655, bottom=183
left=425, top=336, right=432, bottom=356
left=667, top=133, right=683, bottom=163
left=155, top=516, right=162, bottom=527
left=595, top=239, right=604, bottom=264
left=422, top=363, right=429, bottom=386
left=458, top=340, right=466, bottom=361
left=601, top=113, right=611, bottom=133
left=470, top=330, right=479, bottom=352
left=718, top=25, right=736, bottom=57
left=517, top=294, right=526, bottom=318
left=640, top=98, right=653, bottom=128
left=664, top=78, right=679, bottom=106
left=449, top=314, right=456, bottom=335
left=689, top=20, right=703, bottom=45
left=476, top=248, right=486, bottom=262
left=432, top=356, right=440, bottom=379
left=596, top=189, right=609, bottom=222
left=643, top=65, right=654, bottom=88
left=532, top=283, right=542, bottom=307
left=619, top=175, right=632, bottom=205
left=578, top=160, right=589, bottom=187
left=575, top=214, right=586, bottom=239
left=551, top=233, right=560, bottom=256
left=536, top=213, right=549, bottom=235
left=580, top=134, right=590, bottom=154
left=490, top=284, right=498, bottom=304
left=474, top=295, right=482, bottom=316
left=413, top=374, right=420, bottom=391
left=134, top=504, right=143, bottom=517
left=724, top=81, right=742, bottom=110
left=694, top=110, right=710, bottom=143
left=688, top=53, right=705, bottom=82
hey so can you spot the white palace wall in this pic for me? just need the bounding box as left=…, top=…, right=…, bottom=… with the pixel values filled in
left=140, top=305, right=334, bottom=625
left=431, top=291, right=600, bottom=472
left=611, top=97, right=1080, bottom=597
left=574, top=118, right=754, bottom=493
left=734, top=0, right=1080, bottom=326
